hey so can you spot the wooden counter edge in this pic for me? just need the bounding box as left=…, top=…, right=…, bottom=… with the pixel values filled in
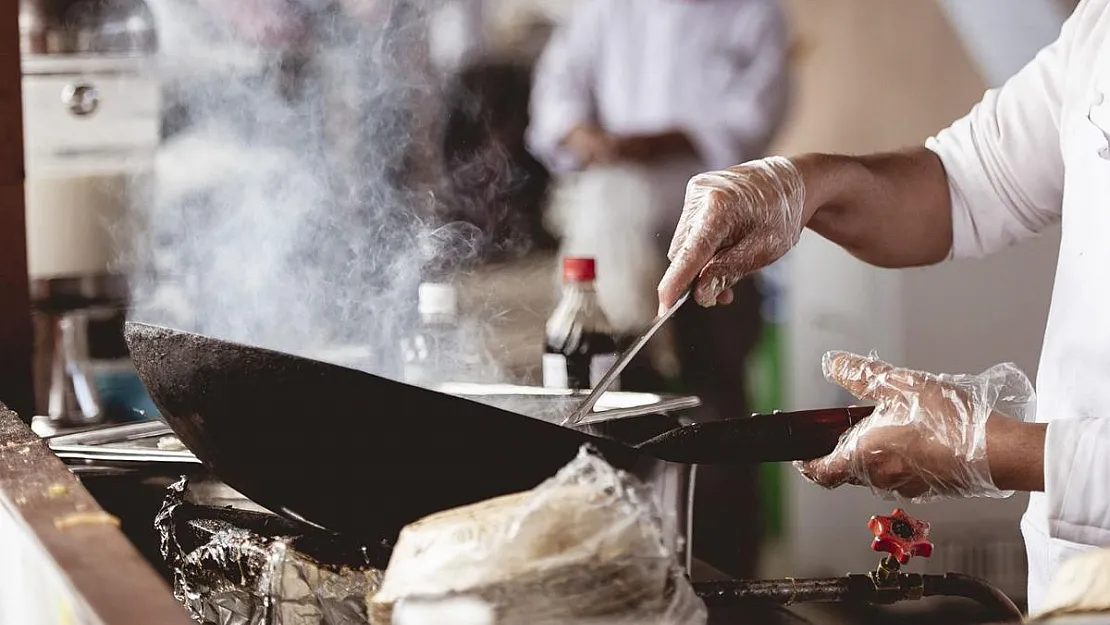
left=0, top=403, right=193, bottom=625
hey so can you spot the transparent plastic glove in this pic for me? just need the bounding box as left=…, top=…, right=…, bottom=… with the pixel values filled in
left=796, top=351, right=1036, bottom=503
left=658, top=156, right=805, bottom=311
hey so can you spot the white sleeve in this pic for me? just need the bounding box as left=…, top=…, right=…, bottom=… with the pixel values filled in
left=924, top=6, right=1079, bottom=260
left=525, top=2, right=604, bottom=173
left=1045, top=417, right=1110, bottom=546
left=682, top=1, right=791, bottom=170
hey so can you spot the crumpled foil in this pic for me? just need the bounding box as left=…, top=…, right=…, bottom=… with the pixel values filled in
left=156, top=477, right=384, bottom=625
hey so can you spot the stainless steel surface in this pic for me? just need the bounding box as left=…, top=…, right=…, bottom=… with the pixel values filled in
left=437, top=383, right=702, bottom=424
left=47, top=310, right=104, bottom=426
left=567, top=290, right=692, bottom=425
left=45, top=418, right=171, bottom=446
left=32, top=275, right=128, bottom=427
left=42, top=418, right=197, bottom=476
left=20, top=0, right=157, bottom=57
left=633, top=456, right=696, bottom=574
left=50, top=444, right=200, bottom=464
left=50, top=442, right=198, bottom=463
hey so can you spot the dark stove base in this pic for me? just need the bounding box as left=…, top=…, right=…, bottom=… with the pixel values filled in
left=152, top=476, right=817, bottom=625
left=78, top=472, right=1013, bottom=625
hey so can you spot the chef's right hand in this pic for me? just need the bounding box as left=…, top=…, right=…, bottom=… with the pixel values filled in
left=657, top=156, right=806, bottom=311
left=563, top=124, right=617, bottom=167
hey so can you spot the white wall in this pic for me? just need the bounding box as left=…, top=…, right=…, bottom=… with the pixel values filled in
left=936, top=0, right=1067, bottom=87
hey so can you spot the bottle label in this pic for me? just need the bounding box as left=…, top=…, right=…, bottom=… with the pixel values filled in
left=589, top=353, right=619, bottom=391
left=542, top=353, right=620, bottom=391
left=542, top=353, right=569, bottom=388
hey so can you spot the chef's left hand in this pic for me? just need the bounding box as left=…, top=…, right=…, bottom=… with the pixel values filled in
left=797, top=351, right=1037, bottom=503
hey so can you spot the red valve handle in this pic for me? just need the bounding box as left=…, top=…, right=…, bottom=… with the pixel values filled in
left=868, top=508, right=933, bottom=565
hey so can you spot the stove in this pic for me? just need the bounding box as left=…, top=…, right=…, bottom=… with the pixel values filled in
left=155, top=471, right=809, bottom=625
left=34, top=391, right=1035, bottom=625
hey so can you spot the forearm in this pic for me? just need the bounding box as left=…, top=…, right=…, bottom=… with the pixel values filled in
left=987, top=414, right=1046, bottom=492
left=794, top=147, right=954, bottom=268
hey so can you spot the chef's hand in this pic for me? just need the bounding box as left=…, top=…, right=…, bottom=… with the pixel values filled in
left=796, top=351, right=1037, bottom=503
left=563, top=124, right=617, bottom=166
left=657, top=157, right=805, bottom=312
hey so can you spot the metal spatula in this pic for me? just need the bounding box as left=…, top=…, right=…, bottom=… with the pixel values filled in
left=564, top=290, right=692, bottom=425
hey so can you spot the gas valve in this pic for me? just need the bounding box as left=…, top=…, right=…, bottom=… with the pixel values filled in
left=869, top=508, right=933, bottom=565
left=867, top=508, right=933, bottom=595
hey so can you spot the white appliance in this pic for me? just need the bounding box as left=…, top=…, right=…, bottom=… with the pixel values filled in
left=20, top=0, right=160, bottom=426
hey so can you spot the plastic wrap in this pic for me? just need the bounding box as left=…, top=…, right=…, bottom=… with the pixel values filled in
left=156, top=477, right=384, bottom=625
left=796, top=350, right=1036, bottom=503
left=659, top=156, right=805, bottom=310
left=368, top=446, right=707, bottom=625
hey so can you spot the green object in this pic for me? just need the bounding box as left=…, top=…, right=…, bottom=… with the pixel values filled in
left=747, top=322, right=786, bottom=540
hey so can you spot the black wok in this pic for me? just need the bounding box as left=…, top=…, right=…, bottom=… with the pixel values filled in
left=125, top=322, right=869, bottom=541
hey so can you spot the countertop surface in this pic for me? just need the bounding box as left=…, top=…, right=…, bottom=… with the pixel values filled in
left=0, top=404, right=192, bottom=625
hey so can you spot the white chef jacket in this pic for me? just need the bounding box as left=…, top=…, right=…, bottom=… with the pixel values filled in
left=526, top=0, right=791, bottom=175
left=925, top=0, right=1110, bottom=611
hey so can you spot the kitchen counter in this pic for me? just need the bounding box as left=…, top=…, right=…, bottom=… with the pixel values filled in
left=0, top=403, right=191, bottom=625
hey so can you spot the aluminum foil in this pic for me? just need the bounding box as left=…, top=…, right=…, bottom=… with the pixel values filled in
left=156, top=477, right=383, bottom=625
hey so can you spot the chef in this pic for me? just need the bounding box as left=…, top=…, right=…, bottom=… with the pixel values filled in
left=657, top=0, right=1110, bottom=611
left=526, top=0, right=790, bottom=578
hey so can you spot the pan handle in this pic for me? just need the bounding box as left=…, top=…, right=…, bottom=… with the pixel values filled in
left=636, top=405, right=876, bottom=464
left=746, top=405, right=876, bottom=461
left=760, top=405, right=875, bottom=436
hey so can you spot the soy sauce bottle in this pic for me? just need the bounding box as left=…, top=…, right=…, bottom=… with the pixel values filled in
left=543, top=257, right=620, bottom=390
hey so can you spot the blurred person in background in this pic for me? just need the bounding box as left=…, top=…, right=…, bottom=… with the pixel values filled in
left=656, top=0, right=1110, bottom=610
left=527, top=0, right=791, bottom=577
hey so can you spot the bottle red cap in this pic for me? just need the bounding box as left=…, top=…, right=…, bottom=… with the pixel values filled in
left=562, top=257, right=596, bottom=282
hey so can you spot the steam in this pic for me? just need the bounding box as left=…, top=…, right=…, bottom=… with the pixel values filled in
left=123, top=0, right=528, bottom=384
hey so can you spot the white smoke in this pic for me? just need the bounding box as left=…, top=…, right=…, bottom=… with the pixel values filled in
left=121, top=0, right=527, bottom=384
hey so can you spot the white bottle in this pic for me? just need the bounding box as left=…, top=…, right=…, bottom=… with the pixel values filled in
left=401, top=282, right=462, bottom=386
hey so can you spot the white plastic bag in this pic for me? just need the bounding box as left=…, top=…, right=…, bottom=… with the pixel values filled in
left=369, top=446, right=706, bottom=625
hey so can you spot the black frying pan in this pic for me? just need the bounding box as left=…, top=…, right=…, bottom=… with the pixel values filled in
left=124, top=321, right=871, bottom=541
